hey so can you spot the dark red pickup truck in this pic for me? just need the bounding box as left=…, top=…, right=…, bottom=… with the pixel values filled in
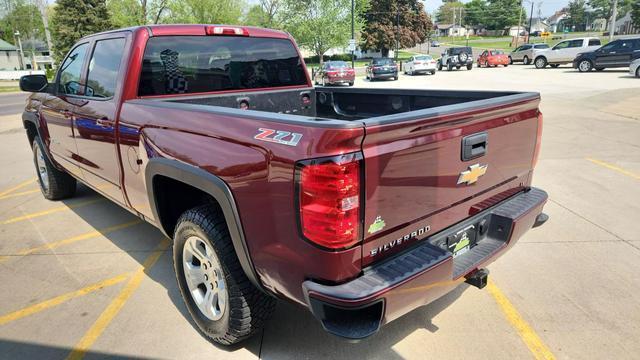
left=20, top=25, right=548, bottom=345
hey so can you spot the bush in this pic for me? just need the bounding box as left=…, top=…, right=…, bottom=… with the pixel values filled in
left=45, top=68, right=56, bottom=81
left=304, top=54, right=357, bottom=64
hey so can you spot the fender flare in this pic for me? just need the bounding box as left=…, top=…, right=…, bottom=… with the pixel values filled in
left=145, top=157, right=264, bottom=292
left=22, top=111, right=42, bottom=139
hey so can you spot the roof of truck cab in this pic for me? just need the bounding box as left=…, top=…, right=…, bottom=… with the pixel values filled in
left=81, top=25, right=291, bottom=40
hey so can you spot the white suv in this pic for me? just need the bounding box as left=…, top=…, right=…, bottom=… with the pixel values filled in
left=533, top=37, right=602, bottom=69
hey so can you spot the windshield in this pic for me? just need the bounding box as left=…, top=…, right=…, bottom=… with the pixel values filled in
left=327, top=61, right=349, bottom=69
left=490, top=50, right=505, bottom=55
left=415, top=56, right=432, bottom=61
left=372, top=59, right=394, bottom=65
left=139, top=36, right=307, bottom=96
left=534, top=44, right=549, bottom=49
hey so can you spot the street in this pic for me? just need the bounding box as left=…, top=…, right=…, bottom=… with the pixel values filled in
left=1, top=64, right=639, bottom=359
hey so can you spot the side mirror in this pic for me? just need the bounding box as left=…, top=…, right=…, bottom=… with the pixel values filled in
left=20, top=75, right=49, bottom=93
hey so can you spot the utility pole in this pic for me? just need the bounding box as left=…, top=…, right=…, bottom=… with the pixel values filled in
left=351, top=0, right=355, bottom=68
left=35, top=0, right=55, bottom=67
left=609, top=0, right=618, bottom=42
left=395, top=9, right=400, bottom=61
left=516, top=0, right=524, bottom=48
left=527, top=1, right=535, bottom=43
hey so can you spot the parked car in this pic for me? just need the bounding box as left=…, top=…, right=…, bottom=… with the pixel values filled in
left=437, top=46, right=474, bottom=71
left=19, top=24, right=548, bottom=346
left=533, top=37, right=601, bottom=69
left=630, top=58, right=640, bottom=78
left=477, top=49, right=510, bottom=67
left=366, top=58, right=398, bottom=81
left=530, top=30, right=542, bottom=37
left=404, top=55, right=437, bottom=75
left=314, top=61, right=355, bottom=86
left=573, top=37, right=640, bottom=72
left=431, top=40, right=440, bottom=47
left=509, top=43, right=550, bottom=64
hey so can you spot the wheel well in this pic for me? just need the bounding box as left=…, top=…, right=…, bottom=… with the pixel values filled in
left=535, top=55, right=546, bottom=62
left=152, top=175, right=221, bottom=237
left=24, top=121, right=37, bottom=146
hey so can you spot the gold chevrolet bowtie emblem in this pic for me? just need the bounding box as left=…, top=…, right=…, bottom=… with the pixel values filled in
left=457, top=164, right=488, bottom=185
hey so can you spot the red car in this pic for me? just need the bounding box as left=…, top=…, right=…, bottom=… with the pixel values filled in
left=314, top=61, right=355, bottom=86
left=478, top=49, right=510, bottom=67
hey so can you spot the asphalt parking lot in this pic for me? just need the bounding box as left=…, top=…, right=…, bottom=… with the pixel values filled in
left=1, top=64, right=639, bottom=359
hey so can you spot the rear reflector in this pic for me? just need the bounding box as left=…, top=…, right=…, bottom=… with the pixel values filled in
left=205, top=26, right=249, bottom=36
left=296, top=153, right=362, bottom=250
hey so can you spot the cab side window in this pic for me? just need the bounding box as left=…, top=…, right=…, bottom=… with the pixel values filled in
left=58, top=43, right=88, bottom=95
left=86, top=38, right=126, bottom=99
left=553, top=41, right=569, bottom=50
left=588, top=39, right=601, bottom=46
left=568, top=40, right=583, bottom=48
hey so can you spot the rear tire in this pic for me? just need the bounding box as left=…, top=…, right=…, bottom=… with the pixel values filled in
left=508, top=56, right=513, bottom=64
left=32, top=136, right=76, bottom=200
left=578, top=59, right=593, bottom=72
left=437, top=61, right=442, bottom=71
left=523, top=56, right=530, bottom=65
left=348, top=81, right=354, bottom=86
left=636, top=67, right=640, bottom=78
left=173, top=205, right=276, bottom=345
left=467, top=63, right=473, bottom=70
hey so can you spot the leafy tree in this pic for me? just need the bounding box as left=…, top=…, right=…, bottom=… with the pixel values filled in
left=243, top=0, right=283, bottom=28
left=360, top=0, right=432, bottom=57
left=632, top=0, right=640, bottom=29
left=107, top=0, right=169, bottom=27
left=566, top=0, right=587, bottom=30
left=464, top=0, right=489, bottom=27
left=282, top=0, right=368, bottom=65
left=587, top=0, right=631, bottom=30
left=483, top=0, right=523, bottom=30
left=50, top=0, right=112, bottom=63
left=436, top=1, right=465, bottom=24
left=167, top=0, right=244, bottom=24
left=0, top=0, right=45, bottom=44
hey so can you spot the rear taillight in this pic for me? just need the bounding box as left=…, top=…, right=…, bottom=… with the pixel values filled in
left=532, top=112, right=543, bottom=167
left=296, top=153, right=362, bottom=250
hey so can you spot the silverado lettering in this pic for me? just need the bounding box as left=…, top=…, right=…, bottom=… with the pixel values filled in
left=19, top=24, right=548, bottom=346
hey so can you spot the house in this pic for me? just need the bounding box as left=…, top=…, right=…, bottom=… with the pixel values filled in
left=507, top=26, right=527, bottom=37
left=0, top=39, right=22, bottom=70
left=435, top=24, right=472, bottom=37
left=547, top=10, right=568, bottom=33
left=590, top=18, right=607, bottom=32
left=614, top=12, right=639, bottom=35
left=529, top=18, right=550, bottom=33
left=21, top=39, right=54, bottom=70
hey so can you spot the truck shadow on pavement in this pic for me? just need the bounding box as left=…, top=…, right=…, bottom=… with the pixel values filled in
left=54, top=184, right=467, bottom=358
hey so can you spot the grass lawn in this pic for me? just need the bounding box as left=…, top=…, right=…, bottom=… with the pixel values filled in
left=0, top=86, right=21, bottom=93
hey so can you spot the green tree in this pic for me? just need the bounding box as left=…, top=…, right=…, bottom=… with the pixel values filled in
left=107, top=0, right=169, bottom=27
left=436, top=1, right=465, bottom=25
left=283, top=0, right=369, bottom=65
left=167, top=0, right=244, bottom=24
left=243, top=0, right=282, bottom=28
left=0, top=0, right=45, bottom=44
left=360, top=0, right=432, bottom=57
left=483, top=0, right=523, bottom=30
left=566, top=0, right=587, bottom=30
left=587, top=0, right=631, bottom=31
left=464, top=0, right=489, bottom=27
left=632, top=0, right=640, bottom=29
left=50, top=0, right=112, bottom=63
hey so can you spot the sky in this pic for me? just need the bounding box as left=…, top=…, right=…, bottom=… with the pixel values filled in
left=422, top=0, right=572, bottom=18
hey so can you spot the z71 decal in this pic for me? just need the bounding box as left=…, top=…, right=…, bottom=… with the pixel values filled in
left=254, top=128, right=303, bottom=147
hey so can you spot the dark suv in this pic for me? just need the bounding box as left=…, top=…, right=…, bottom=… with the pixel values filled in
left=366, top=58, right=398, bottom=81
left=438, top=47, right=474, bottom=71
left=573, top=37, right=640, bottom=72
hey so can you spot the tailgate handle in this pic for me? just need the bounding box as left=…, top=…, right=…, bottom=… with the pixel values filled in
left=462, top=132, right=488, bottom=161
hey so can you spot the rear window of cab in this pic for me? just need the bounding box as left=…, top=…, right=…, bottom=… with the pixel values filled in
left=138, top=36, right=308, bottom=96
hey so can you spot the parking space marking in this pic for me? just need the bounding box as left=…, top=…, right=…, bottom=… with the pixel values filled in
left=0, top=273, right=130, bottom=326
left=0, top=188, right=41, bottom=200
left=0, top=178, right=36, bottom=198
left=66, top=238, right=170, bottom=360
left=0, top=220, right=142, bottom=263
left=1, top=198, right=104, bottom=224
left=587, top=158, right=640, bottom=181
left=487, top=279, right=555, bottom=360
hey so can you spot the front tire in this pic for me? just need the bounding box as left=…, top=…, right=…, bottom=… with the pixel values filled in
left=173, top=205, right=276, bottom=345
left=467, top=63, right=473, bottom=70
left=523, top=56, right=530, bottom=65
left=636, top=67, right=640, bottom=78
left=437, top=61, right=442, bottom=71
left=32, top=136, right=76, bottom=200
left=447, top=62, right=453, bottom=71
left=578, top=60, right=593, bottom=72
left=534, top=57, right=547, bottom=69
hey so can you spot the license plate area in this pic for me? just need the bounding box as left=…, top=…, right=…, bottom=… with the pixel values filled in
left=447, top=225, right=477, bottom=257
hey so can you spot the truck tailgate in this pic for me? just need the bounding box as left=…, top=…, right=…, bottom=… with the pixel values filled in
left=361, top=95, right=541, bottom=266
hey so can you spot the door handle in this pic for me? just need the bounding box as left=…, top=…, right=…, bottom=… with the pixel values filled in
left=461, top=132, right=488, bottom=161
left=96, top=118, right=114, bottom=128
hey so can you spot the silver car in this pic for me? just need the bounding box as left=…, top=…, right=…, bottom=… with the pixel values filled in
left=509, top=43, right=550, bottom=65
left=630, top=58, right=640, bottom=78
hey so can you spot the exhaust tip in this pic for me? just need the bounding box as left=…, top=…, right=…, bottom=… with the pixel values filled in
left=465, top=268, right=489, bottom=289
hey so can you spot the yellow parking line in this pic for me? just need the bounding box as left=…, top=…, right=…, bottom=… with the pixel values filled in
left=66, top=239, right=170, bottom=360
left=0, top=220, right=142, bottom=263
left=487, top=279, right=556, bottom=360
left=2, top=198, right=104, bottom=225
left=0, top=178, right=36, bottom=198
left=0, top=188, right=41, bottom=200
left=0, top=273, right=130, bottom=326
left=587, top=158, right=640, bottom=181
